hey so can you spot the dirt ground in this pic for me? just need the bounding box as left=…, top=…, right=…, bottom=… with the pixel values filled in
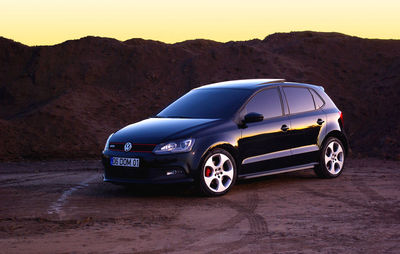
left=0, top=158, right=399, bottom=254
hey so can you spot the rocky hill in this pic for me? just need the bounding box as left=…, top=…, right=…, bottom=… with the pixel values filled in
left=0, top=31, right=399, bottom=160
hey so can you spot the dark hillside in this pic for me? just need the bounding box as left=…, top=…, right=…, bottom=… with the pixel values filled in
left=0, top=32, right=399, bottom=160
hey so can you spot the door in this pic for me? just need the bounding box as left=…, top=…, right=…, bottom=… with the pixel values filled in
left=238, top=87, right=292, bottom=173
left=282, top=86, right=326, bottom=164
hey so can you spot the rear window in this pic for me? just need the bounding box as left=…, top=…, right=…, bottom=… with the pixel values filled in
left=283, top=87, right=315, bottom=114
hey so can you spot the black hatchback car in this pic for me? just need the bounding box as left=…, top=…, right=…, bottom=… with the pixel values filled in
left=102, top=79, right=348, bottom=196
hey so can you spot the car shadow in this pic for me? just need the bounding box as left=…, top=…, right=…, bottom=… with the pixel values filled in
left=237, top=169, right=318, bottom=185
left=91, top=169, right=318, bottom=198
left=94, top=181, right=198, bottom=198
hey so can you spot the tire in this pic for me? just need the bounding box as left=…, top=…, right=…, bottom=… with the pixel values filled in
left=314, top=137, right=346, bottom=178
left=198, top=148, right=237, bottom=197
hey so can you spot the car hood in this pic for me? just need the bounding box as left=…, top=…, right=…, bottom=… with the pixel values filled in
left=110, top=118, right=220, bottom=144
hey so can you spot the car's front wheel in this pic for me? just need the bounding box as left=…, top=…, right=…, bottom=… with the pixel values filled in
left=314, top=137, right=345, bottom=178
left=198, top=148, right=237, bottom=196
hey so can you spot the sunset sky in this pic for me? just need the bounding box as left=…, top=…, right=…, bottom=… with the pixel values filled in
left=1, top=0, right=399, bottom=46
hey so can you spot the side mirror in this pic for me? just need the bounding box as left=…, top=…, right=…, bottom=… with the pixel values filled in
left=244, top=112, right=264, bottom=123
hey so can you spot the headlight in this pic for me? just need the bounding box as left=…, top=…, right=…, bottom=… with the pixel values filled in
left=153, top=138, right=195, bottom=154
left=103, top=133, right=114, bottom=151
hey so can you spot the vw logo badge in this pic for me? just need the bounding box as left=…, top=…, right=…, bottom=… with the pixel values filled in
left=124, top=142, right=132, bottom=152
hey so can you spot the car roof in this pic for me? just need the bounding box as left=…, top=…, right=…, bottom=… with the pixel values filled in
left=197, top=79, right=285, bottom=90
left=196, top=79, right=324, bottom=91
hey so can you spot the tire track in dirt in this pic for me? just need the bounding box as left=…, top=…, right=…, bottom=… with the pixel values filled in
left=135, top=193, right=271, bottom=254
left=205, top=193, right=271, bottom=254
left=350, top=173, right=400, bottom=223
left=300, top=182, right=400, bottom=222
left=351, top=173, right=387, bottom=202
left=47, top=173, right=100, bottom=219
left=300, top=184, right=365, bottom=208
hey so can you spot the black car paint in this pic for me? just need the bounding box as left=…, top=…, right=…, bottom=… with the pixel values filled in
left=110, top=118, right=220, bottom=144
left=102, top=80, right=347, bottom=184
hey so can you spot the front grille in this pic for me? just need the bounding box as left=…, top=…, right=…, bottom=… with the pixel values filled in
left=109, top=142, right=156, bottom=153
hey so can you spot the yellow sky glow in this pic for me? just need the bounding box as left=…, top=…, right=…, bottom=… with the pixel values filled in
left=1, top=0, right=399, bottom=46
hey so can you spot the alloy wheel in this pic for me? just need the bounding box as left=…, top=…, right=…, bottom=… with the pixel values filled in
left=324, top=140, right=344, bottom=175
left=203, top=153, right=234, bottom=193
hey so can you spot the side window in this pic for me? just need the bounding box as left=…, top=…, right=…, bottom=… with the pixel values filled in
left=310, top=89, right=325, bottom=109
left=245, top=88, right=283, bottom=119
left=283, top=87, right=315, bottom=114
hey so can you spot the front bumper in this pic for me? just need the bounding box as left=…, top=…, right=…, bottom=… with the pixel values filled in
left=102, top=150, right=197, bottom=184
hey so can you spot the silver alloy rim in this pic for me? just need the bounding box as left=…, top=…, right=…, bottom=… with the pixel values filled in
left=324, top=141, right=344, bottom=175
left=203, top=153, right=234, bottom=193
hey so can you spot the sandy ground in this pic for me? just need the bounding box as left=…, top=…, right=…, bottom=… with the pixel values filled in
left=0, top=158, right=399, bottom=254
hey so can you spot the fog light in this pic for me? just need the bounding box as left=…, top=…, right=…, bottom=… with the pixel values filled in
left=166, top=170, right=184, bottom=176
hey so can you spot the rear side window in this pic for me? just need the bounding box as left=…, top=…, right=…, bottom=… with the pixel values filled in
left=310, top=89, right=325, bottom=109
left=245, top=88, right=283, bottom=119
left=283, top=87, right=315, bottom=114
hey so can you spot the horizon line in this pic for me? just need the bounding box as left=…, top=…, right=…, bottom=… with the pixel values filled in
left=2, top=31, right=399, bottom=48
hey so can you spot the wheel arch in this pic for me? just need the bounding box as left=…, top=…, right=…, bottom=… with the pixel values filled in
left=214, top=143, right=240, bottom=167
left=200, top=142, right=240, bottom=169
left=322, top=130, right=349, bottom=155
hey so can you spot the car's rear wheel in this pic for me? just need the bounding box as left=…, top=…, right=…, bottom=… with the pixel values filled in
left=314, top=137, right=345, bottom=178
left=198, top=148, right=237, bottom=197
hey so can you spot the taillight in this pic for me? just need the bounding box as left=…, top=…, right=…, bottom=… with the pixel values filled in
left=339, top=111, right=343, bottom=125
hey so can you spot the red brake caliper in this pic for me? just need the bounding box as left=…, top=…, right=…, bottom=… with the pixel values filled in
left=205, top=167, right=212, bottom=177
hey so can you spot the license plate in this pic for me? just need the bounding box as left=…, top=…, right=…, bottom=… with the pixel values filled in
left=111, top=157, right=140, bottom=167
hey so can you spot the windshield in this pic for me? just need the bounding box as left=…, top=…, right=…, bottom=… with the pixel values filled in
left=157, top=88, right=252, bottom=119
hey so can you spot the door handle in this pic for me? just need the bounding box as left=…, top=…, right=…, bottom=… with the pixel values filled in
left=281, top=124, right=289, bottom=132
left=317, top=119, right=325, bottom=125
